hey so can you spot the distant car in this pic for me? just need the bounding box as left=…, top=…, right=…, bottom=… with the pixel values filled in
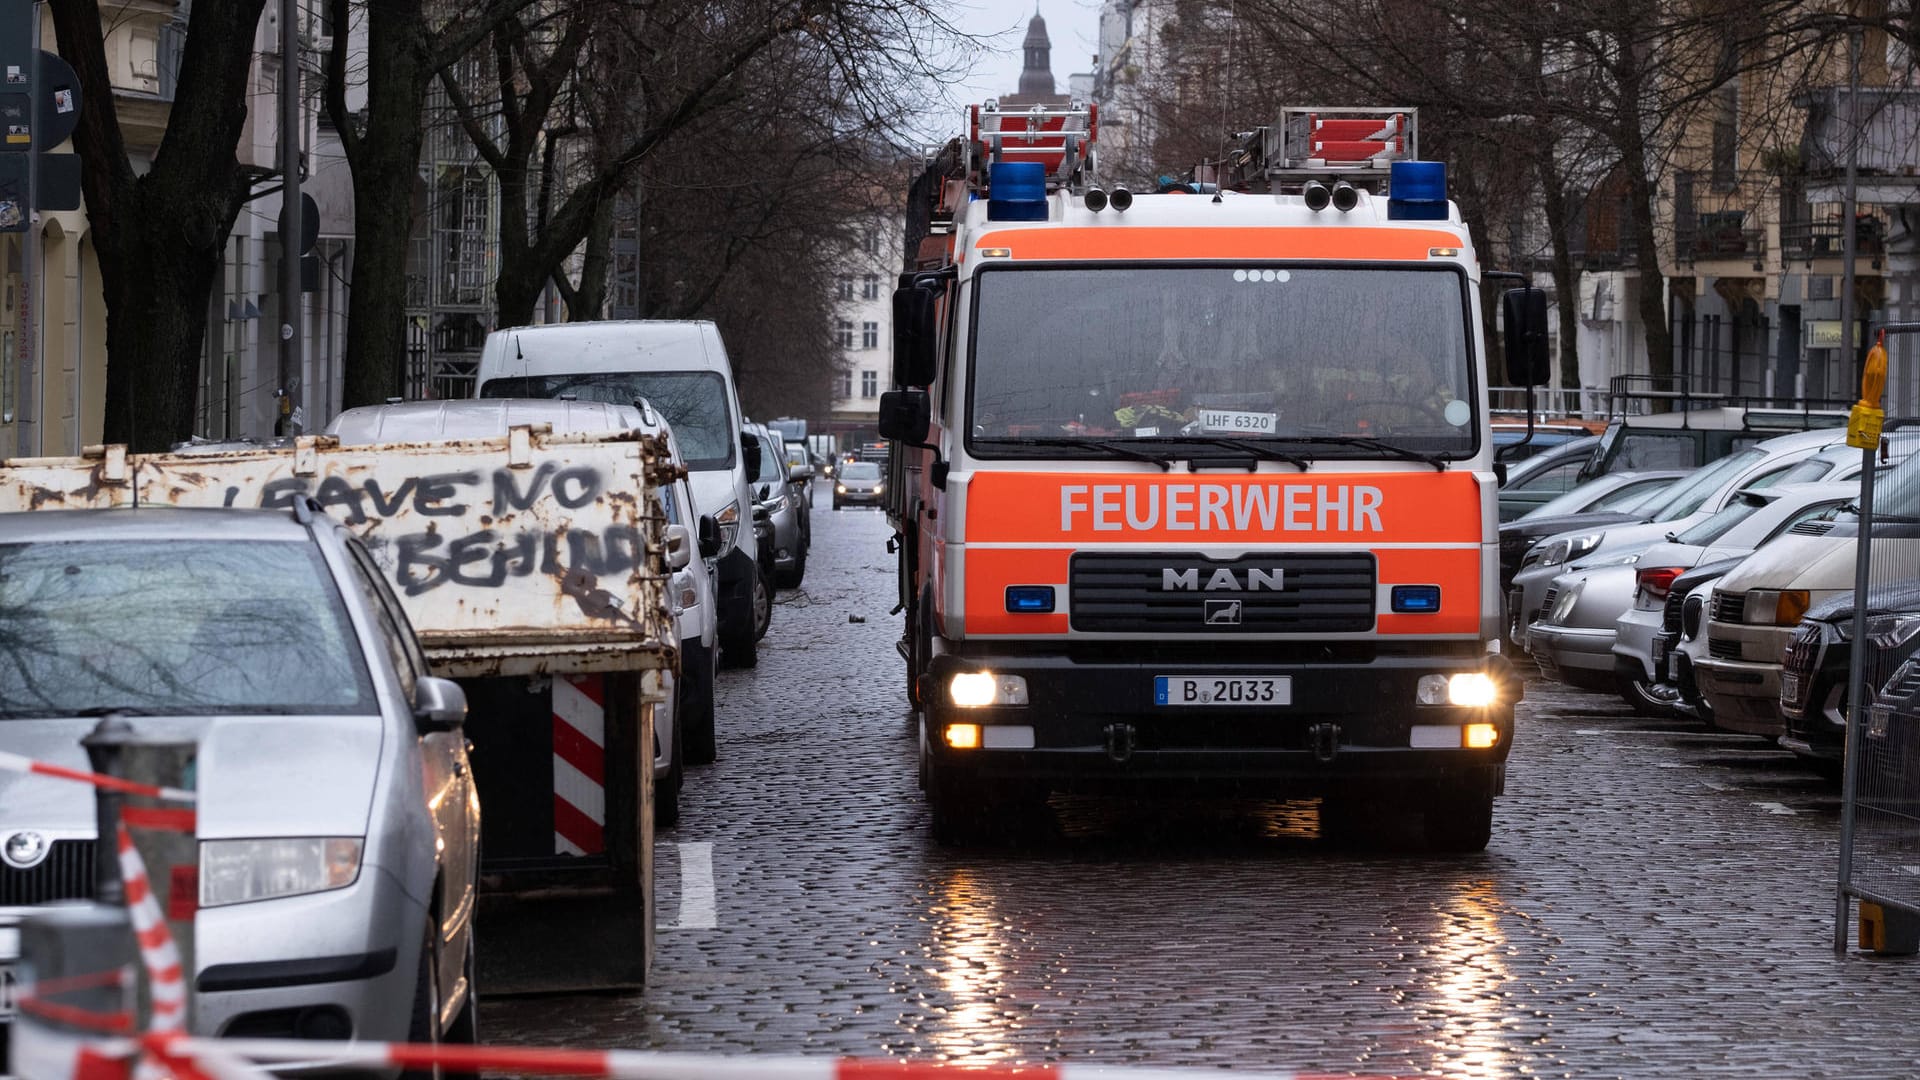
left=746, top=422, right=807, bottom=588
left=1497, top=435, right=1602, bottom=521
left=834, top=460, right=884, bottom=509
left=0, top=506, right=479, bottom=1055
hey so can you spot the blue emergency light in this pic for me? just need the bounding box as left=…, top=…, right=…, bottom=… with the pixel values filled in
left=1005, top=585, right=1056, bottom=613
left=1387, top=161, right=1449, bottom=221
left=988, top=162, right=1049, bottom=222
left=1391, top=585, right=1442, bottom=613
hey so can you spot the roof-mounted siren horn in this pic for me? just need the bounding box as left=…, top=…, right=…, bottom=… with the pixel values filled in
left=1330, top=180, right=1359, bottom=212
left=1303, top=181, right=1332, bottom=211
left=1085, top=187, right=1109, bottom=212
left=1109, top=186, right=1132, bottom=212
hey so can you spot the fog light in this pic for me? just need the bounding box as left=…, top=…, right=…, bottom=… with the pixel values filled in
left=1449, top=673, right=1498, bottom=708
left=1415, top=674, right=1450, bottom=705
left=949, top=672, right=1029, bottom=707
left=1464, top=723, right=1500, bottom=748
left=945, top=723, right=981, bottom=749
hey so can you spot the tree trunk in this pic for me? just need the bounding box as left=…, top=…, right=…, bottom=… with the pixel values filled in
left=1537, top=145, right=1582, bottom=416
left=1615, top=38, right=1674, bottom=406
left=568, top=194, right=616, bottom=320
left=52, top=0, right=266, bottom=450
left=339, top=0, right=431, bottom=407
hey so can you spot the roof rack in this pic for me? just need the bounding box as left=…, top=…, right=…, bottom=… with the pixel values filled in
left=967, top=100, right=1096, bottom=195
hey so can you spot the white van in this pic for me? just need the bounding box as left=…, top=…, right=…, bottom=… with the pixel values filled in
left=473, top=320, right=768, bottom=668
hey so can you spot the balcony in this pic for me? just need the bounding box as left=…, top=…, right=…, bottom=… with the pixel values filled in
left=1676, top=211, right=1764, bottom=268
left=1800, top=87, right=1920, bottom=204
left=1779, top=217, right=1885, bottom=268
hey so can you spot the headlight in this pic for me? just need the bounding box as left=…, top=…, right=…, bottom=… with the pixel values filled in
left=1747, top=589, right=1810, bottom=626
left=1550, top=582, right=1583, bottom=624
left=200, top=837, right=362, bottom=907
left=874, top=483, right=884, bottom=494
left=1539, top=533, right=1603, bottom=568
left=713, top=501, right=741, bottom=551
left=949, top=672, right=1029, bottom=707
left=1415, top=673, right=1500, bottom=707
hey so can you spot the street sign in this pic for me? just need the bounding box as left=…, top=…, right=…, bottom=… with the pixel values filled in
left=1807, top=319, right=1864, bottom=350
left=35, top=51, right=80, bottom=148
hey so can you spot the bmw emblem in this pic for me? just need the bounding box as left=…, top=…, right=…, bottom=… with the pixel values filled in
left=3, top=831, right=49, bottom=869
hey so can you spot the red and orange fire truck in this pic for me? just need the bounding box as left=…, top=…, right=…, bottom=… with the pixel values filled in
left=882, top=103, right=1545, bottom=849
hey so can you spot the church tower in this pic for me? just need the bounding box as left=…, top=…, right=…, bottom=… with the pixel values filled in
left=1017, top=11, right=1056, bottom=98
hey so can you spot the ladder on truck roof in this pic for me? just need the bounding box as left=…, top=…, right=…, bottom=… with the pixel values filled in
left=967, top=100, right=1096, bottom=194
left=1209, top=106, right=1417, bottom=193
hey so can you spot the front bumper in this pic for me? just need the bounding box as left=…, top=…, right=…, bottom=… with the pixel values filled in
left=1694, top=657, right=1786, bottom=736
left=1527, top=622, right=1617, bottom=681
left=921, top=647, right=1517, bottom=796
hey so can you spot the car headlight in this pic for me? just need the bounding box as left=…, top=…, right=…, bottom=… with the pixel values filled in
left=836, top=484, right=848, bottom=494
left=1866, top=614, right=1920, bottom=650
left=1539, top=533, right=1603, bottom=568
left=200, top=837, right=363, bottom=907
left=713, top=501, right=741, bottom=551
left=949, top=672, right=1029, bottom=707
left=1747, top=589, right=1810, bottom=626
left=1550, top=582, right=1583, bottom=624
left=873, top=483, right=884, bottom=495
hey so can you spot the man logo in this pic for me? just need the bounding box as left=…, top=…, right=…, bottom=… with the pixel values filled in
left=1161, top=567, right=1284, bottom=592
left=1204, top=599, right=1243, bottom=625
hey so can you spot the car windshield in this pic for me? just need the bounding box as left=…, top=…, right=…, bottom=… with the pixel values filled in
left=1772, top=456, right=1840, bottom=486
left=1862, top=452, right=1920, bottom=518
left=842, top=462, right=881, bottom=481
left=968, top=266, right=1476, bottom=456
left=1674, top=493, right=1768, bottom=546
left=1522, top=475, right=1669, bottom=520
left=481, top=371, right=734, bottom=469
left=1644, top=448, right=1765, bottom=522
left=0, top=540, right=377, bottom=719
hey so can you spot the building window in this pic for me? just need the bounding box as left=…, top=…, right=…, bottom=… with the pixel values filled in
left=836, top=319, right=854, bottom=349
left=861, top=321, right=879, bottom=349
left=861, top=273, right=879, bottom=300
left=839, top=370, right=853, bottom=398
left=861, top=371, right=879, bottom=398
left=865, top=230, right=881, bottom=255
left=836, top=277, right=853, bottom=301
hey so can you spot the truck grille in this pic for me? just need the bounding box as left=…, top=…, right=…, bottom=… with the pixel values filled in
left=1781, top=623, right=1821, bottom=681
left=1711, top=590, right=1746, bottom=625
left=0, top=839, right=96, bottom=906
left=1068, top=552, right=1375, bottom=633
left=1709, top=636, right=1744, bottom=661
left=1886, top=662, right=1920, bottom=701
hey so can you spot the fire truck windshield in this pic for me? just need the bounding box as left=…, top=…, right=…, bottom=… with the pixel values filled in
left=968, top=265, right=1476, bottom=457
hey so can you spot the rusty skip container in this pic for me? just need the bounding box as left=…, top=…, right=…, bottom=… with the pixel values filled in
left=0, top=427, right=677, bottom=992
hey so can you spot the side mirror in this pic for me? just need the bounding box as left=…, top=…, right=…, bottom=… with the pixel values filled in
left=1501, top=286, right=1551, bottom=387
left=891, top=285, right=939, bottom=387
left=665, top=523, right=693, bottom=571
left=877, top=389, right=932, bottom=444
left=789, top=462, right=814, bottom=482
left=697, top=514, right=723, bottom=559
left=740, top=433, right=762, bottom=477
left=413, top=676, right=467, bottom=733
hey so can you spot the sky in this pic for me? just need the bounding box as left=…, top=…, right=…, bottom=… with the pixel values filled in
left=946, top=0, right=1102, bottom=107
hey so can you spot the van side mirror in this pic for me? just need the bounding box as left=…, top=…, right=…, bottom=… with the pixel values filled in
left=697, top=514, right=723, bottom=559
left=788, top=461, right=814, bottom=482
left=413, top=676, right=467, bottom=734
left=892, top=286, right=939, bottom=387
left=1501, top=287, right=1551, bottom=387
left=740, top=433, right=762, bottom=477
left=665, top=523, right=693, bottom=571
left=878, top=390, right=932, bottom=444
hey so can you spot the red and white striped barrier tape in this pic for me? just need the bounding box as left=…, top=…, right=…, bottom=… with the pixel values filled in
left=0, top=751, right=195, bottom=804
left=65, top=1037, right=1424, bottom=1080
left=114, top=825, right=187, bottom=1033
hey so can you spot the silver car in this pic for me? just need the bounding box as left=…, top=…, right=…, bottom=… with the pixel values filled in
left=747, top=423, right=807, bottom=588
left=0, top=507, right=478, bottom=1057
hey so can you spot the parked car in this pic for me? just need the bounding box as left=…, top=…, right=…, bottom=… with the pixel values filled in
left=1508, top=427, right=1849, bottom=650
left=1661, top=559, right=1748, bottom=723
left=1499, top=470, right=1689, bottom=590
left=0, top=506, right=479, bottom=1049
left=1494, top=424, right=1602, bottom=464
left=1497, top=435, right=1603, bottom=521
left=1699, top=450, right=1920, bottom=739
left=1600, top=482, right=1853, bottom=712
left=326, top=396, right=724, bottom=805
left=1780, top=583, right=1920, bottom=772
left=473, top=319, right=768, bottom=668
left=834, top=460, right=885, bottom=509
left=770, top=428, right=814, bottom=565
left=745, top=422, right=807, bottom=588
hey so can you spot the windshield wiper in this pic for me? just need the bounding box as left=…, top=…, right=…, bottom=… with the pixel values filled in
left=975, top=437, right=1175, bottom=471
left=1271, top=434, right=1449, bottom=471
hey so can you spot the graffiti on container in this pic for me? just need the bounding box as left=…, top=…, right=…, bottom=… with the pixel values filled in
left=226, top=464, right=645, bottom=599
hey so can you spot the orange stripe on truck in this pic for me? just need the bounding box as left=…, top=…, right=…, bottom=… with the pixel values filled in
left=963, top=472, right=1483, bottom=545
left=973, top=226, right=1466, bottom=262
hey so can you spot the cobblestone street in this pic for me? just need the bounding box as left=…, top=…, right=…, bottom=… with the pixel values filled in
left=487, top=485, right=1920, bottom=1078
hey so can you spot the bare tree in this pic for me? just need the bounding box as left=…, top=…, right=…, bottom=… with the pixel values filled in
left=51, top=0, right=269, bottom=449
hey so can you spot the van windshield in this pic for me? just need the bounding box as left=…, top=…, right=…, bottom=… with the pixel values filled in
left=481, top=371, right=735, bottom=469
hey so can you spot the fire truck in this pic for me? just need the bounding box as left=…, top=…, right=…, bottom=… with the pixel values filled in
left=881, top=103, right=1547, bottom=849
